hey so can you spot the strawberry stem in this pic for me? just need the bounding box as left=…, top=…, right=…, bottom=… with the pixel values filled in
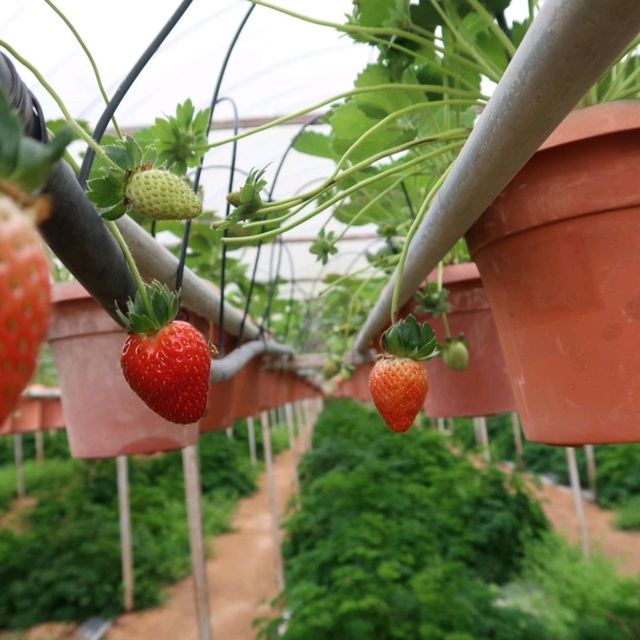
left=0, top=40, right=122, bottom=173
left=436, top=260, right=452, bottom=338
left=106, top=221, right=153, bottom=318
left=42, top=0, right=123, bottom=139
left=390, top=164, right=453, bottom=324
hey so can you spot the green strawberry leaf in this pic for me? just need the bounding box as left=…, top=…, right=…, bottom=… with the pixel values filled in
left=293, top=131, right=339, bottom=160
left=88, top=171, right=125, bottom=208
left=10, top=127, right=75, bottom=193
left=0, top=90, right=20, bottom=178
left=99, top=203, right=129, bottom=221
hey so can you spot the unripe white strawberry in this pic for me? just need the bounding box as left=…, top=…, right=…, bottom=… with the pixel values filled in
left=125, top=169, right=202, bottom=220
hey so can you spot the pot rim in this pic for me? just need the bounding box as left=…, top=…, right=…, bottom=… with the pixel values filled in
left=539, top=100, right=640, bottom=152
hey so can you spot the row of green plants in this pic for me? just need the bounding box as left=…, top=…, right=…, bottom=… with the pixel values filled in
left=258, top=399, right=640, bottom=639
left=452, top=415, right=640, bottom=528
left=0, top=422, right=288, bottom=629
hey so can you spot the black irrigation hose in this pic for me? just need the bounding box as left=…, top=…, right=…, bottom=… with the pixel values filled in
left=77, top=0, right=194, bottom=187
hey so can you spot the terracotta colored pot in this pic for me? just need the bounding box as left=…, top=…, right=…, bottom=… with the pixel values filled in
left=413, top=263, right=516, bottom=418
left=0, top=387, right=65, bottom=435
left=231, top=357, right=262, bottom=420
left=466, top=101, right=640, bottom=444
left=258, top=368, right=277, bottom=412
left=47, top=283, right=199, bottom=459
left=8, top=395, right=41, bottom=433
left=342, top=363, right=373, bottom=404
left=200, top=377, right=236, bottom=433
left=41, top=394, right=65, bottom=430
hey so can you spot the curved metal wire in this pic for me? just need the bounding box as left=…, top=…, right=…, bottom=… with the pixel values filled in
left=176, top=4, right=256, bottom=356
left=213, top=96, right=240, bottom=356
left=252, top=113, right=324, bottom=336
left=77, top=0, right=194, bottom=186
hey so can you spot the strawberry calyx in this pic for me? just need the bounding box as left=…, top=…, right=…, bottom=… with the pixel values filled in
left=0, top=90, right=74, bottom=195
left=116, top=280, right=180, bottom=336
left=380, top=314, right=439, bottom=361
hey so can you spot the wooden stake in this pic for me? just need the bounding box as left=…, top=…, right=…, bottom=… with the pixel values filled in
left=284, top=403, right=300, bottom=504
left=247, top=416, right=257, bottom=467
left=34, top=431, right=44, bottom=463
left=225, top=426, right=233, bottom=440
left=566, top=446, right=590, bottom=558
left=14, top=435, right=25, bottom=498
left=584, top=444, right=597, bottom=501
left=436, top=418, right=445, bottom=433
left=182, top=445, right=213, bottom=640
left=446, top=417, right=454, bottom=434
left=260, top=412, right=285, bottom=591
left=116, top=455, right=134, bottom=612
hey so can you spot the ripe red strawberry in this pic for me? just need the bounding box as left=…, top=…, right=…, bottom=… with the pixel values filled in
left=369, top=315, right=438, bottom=433
left=118, top=281, right=211, bottom=424
left=0, top=189, right=51, bottom=424
left=0, top=92, right=73, bottom=425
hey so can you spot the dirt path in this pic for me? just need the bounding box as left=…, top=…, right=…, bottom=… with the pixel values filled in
left=532, top=479, right=640, bottom=574
left=107, top=448, right=298, bottom=640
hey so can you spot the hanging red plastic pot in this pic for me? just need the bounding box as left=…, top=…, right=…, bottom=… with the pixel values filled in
left=411, top=263, right=516, bottom=418
left=467, top=102, right=640, bottom=444
left=41, top=392, right=65, bottom=430
left=48, top=282, right=199, bottom=459
left=231, top=356, right=262, bottom=420
left=258, top=368, right=279, bottom=412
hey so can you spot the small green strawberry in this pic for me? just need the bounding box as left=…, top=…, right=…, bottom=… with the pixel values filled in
left=441, top=335, right=469, bottom=372
left=125, top=168, right=202, bottom=220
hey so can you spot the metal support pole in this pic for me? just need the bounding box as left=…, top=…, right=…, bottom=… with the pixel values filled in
left=116, top=455, right=134, bottom=612
left=260, top=412, right=285, bottom=591
left=294, top=402, right=306, bottom=452
left=247, top=416, right=257, bottom=467
left=510, top=412, right=525, bottom=471
left=584, top=444, right=597, bottom=501
left=511, top=411, right=524, bottom=458
left=34, top=431, right=44, bottom=463
left=566, top=447, right=590, bottom=558
left=14, top=435, right=24, bottom=498
left=182, top=445, right=213, bottom=640
left=284, top=403, right=301, bottom=504
left=473, top=417, right=490, bottom=462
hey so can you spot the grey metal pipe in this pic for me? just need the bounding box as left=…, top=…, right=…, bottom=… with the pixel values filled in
left=210, top=339, right=294, bottom=382
left=116, top=217, right=261, bottom=339
left=353, top=0, right=640, bottom=354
